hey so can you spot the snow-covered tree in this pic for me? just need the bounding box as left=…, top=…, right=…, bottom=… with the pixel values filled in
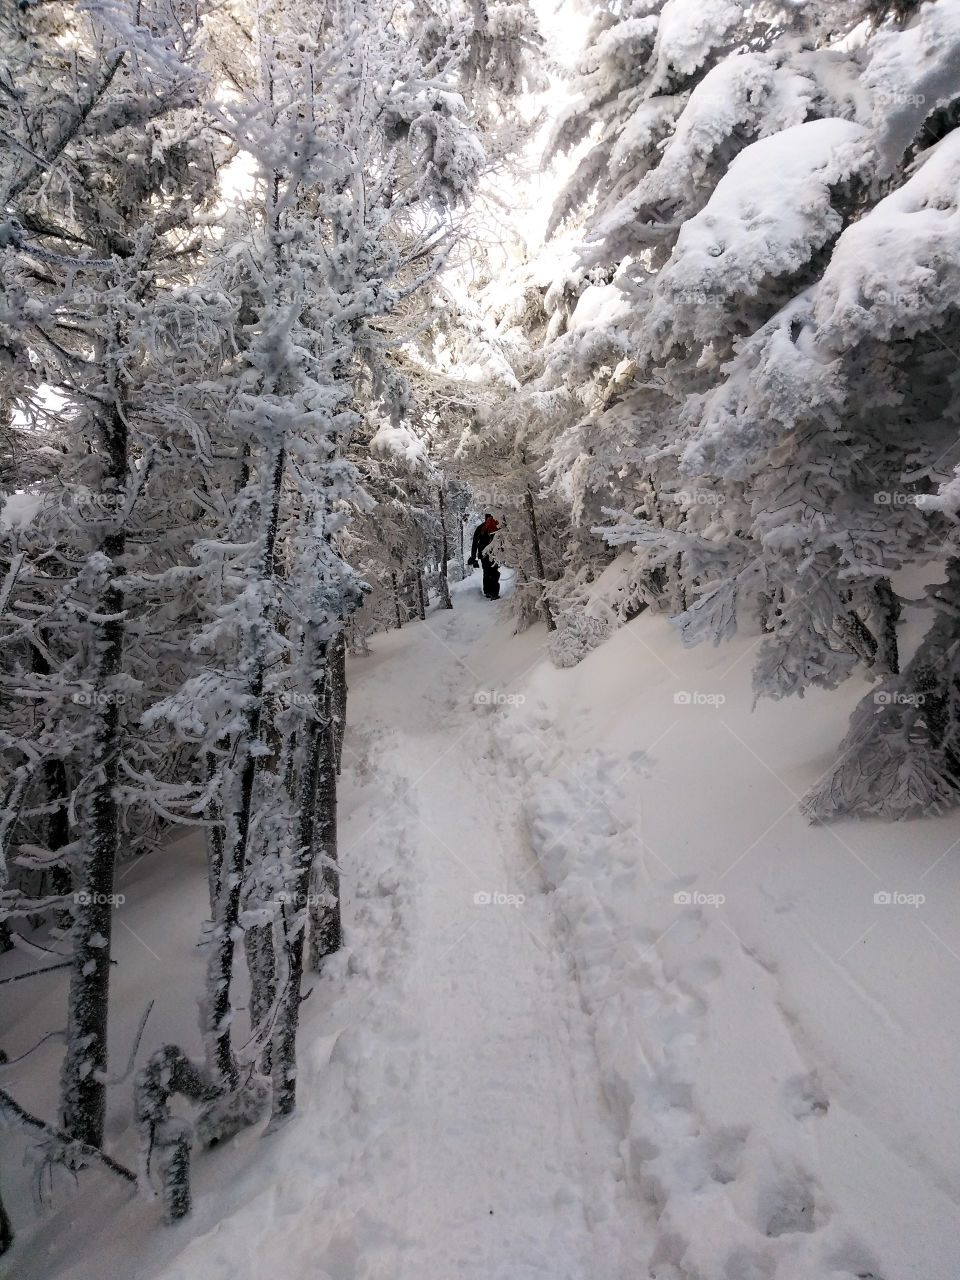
left=0, top=0, right=226, bottom=1150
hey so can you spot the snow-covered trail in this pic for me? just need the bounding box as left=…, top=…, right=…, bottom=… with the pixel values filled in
left=9, top=561, right=960, bottom=1280
left=329, top=573, right=642, bottom=1278
left=4, top=570, right=645, bottom=1280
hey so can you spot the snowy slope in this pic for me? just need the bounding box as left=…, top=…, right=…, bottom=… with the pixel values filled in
left=4, top=567, right=960, bottom=1279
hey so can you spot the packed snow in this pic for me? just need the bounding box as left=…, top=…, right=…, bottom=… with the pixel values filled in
left=5, top=569, right=960, bottom=1278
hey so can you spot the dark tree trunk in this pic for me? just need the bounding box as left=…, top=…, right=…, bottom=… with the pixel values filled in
left=275, top=649, right=337, bottom=1115
left=243, top=922, right=276, bottom=1073
left=204, top=751, right=225, bottom=918
left=135, top=1044, right=218, bottom=1223
left=0, top=1173, right=12, bottom=1256
left=524, top=487, right=555, bottom=631
left=416, top=566, right=426, bottom=621
left=390, top=570, right=403, bottom=630
left=835, top=608, right=880, bottom=667
left=308, top=714, right=339, bottom=974
left=873, top=577, right=901, bottom=675
left=30, top=644, right=72, bottom=925
left=330, top=628, right=347, bottom=775
left=61, top=404, right=127, bottom=1149
left=437, top=486, right=453, bottom=610
left=205, top=445, right=285, bottom=1091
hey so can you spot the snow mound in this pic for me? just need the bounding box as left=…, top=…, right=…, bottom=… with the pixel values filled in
left=815, top=127, right=960, bottom=350
left=642, top=118, right=873, bottom=358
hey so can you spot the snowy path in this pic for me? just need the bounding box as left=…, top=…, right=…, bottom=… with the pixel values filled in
left=328, top=575, right=641, bottom=1278
left=12, top=563, right=959, bottom=1280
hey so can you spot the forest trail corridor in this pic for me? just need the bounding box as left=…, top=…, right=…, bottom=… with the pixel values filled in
left=329, top=571, right=641, bottom=1279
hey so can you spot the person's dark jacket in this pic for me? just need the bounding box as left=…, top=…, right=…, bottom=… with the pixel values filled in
left=469, top=516, right=499, bottom=564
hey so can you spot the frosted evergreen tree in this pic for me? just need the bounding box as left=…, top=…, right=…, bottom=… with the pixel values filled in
left=0, top=0, right=225, bottom=1150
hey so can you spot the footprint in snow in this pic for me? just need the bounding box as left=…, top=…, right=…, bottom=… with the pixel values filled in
left=783, top=1070, right=830, bottom=1119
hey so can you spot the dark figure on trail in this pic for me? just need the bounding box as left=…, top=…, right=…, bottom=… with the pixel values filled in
left=468, top=513, right=501, bottom=600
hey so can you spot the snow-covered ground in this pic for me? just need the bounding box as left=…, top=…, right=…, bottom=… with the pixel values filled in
left=4, top=566, right=960, bottom=1279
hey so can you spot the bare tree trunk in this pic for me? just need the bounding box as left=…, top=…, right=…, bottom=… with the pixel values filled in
left=307, top=709, right=339, bottom=974
left=204, top=751, right=224, bottom=918
left=873, top=577, right=901, bottom=675
left=276, top=648, right=338, bottom=1115
left=204, top=444, right=285, bottom=1092
left=835, top=607, right=879, bottom=667
left=60, top=403, right=127, bottom=1149
left=134, top=1045, right=218, bottom=1223
left=30, top=643, right=72, bottom=926
left=416, top=566, right=426, bottom=620
left=243, top=923, right=276, bottom=1073
left=331, top=629, right=347, bottom=775
left=524, top=487, right=555, bottom=632
left=673, top=552, right=687, bottom=613
left=0, top=1173, right=13, bottom=1256
left=437, top=486, right=453, bottom=610
left=390, top=570, right=403, bottom=630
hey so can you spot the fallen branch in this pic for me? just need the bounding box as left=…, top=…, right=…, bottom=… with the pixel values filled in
left=0, top=1086, right=136, bottom=1183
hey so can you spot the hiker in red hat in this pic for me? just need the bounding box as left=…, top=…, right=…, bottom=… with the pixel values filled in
left=467, top=513, right=501, bottom=599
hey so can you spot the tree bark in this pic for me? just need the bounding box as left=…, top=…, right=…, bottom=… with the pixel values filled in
left=0, top=1173, right=13, bottom=1256
left=204, top=751, right=225, bottom=919
left=415, top=566, right=426, bottom=620
left=60, top=403, right=127, bottom=1149
left=524, top=487, right=555, bottom=632
left=243, top=923, right=276, bottom=1073
left=873, top=577, right=901, bottom=675
left=275, top=648, right=337, bottom=1115
left=308, top=706, right=339, bottom=974
left=204, top=444, right=285, bottom=1092
left=330, top=629, right=347, bottom=775
left=390, top=570, right=403, bottom=630
left=835, top=608, right=879, bottom=667
left=437, top=486, right=453, bottom=610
